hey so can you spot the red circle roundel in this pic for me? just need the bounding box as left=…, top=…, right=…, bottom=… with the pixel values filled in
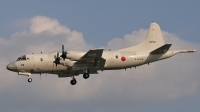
left=121, top=56, right=126, bottom=61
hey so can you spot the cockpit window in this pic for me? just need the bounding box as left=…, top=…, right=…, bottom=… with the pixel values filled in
left=16, top=55, right=26, bottom=61
left=21, top=55, right=26, bottom=60
left=16, top=57, right=21, bottom=61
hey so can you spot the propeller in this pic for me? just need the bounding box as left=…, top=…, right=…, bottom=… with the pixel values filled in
left=60, top=45, right=67, bottom=60
left=54, top=52, right=60, bottom=67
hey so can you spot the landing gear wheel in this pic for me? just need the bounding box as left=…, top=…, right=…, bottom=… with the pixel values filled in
left=28, top=78, right=32, bottom=83
left=70, top=79, right=77, bottom=85
left=83, top=73, right=90, bottom=79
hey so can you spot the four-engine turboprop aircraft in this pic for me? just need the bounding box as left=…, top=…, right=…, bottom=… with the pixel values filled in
left=6, top=22, right=196, bottom=85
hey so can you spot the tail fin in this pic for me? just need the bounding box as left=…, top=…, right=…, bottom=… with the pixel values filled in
left=140, top=22, right=165, bottom=50
left=119, top=22, right=165, bottom=52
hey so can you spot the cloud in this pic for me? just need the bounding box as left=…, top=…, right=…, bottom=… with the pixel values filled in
left=0, top=16, right=199, bottom=111
left=10, top=16, right=90, bottom=53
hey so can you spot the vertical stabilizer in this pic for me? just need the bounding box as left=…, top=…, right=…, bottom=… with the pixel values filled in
left=141, top=22, right=165, bottom=50
left=119, top=22, right=165, bottom=52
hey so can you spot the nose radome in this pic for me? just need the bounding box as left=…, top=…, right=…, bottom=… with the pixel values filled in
left=7, top=62, right=17, bottom=72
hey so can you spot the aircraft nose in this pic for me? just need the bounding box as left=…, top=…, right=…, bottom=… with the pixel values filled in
left=7, top=62, right=17, bottom=72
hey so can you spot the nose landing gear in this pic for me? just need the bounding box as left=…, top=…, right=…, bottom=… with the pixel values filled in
left=28, top=78, right=32, bottom=83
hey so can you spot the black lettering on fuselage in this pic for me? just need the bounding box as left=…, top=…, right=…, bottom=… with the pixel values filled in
left=149, top=41, right=156, bottom=43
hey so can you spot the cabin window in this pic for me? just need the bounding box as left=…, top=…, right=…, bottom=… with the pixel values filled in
left=40, top=58, right=43, bottom=61
left=116, top=55, right=118, bottom=59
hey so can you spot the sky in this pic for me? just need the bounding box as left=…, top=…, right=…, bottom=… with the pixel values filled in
left=0, top=1, right=200, bottom=112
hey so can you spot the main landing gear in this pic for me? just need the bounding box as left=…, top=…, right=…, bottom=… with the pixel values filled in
left=70, top=72, right=90, bottom=85
left=70, top=79, right=77, bottom=85
left=70, top=76, right=77, bottom=85
left=83, top=69, right=90, bottom=79
left=83, top=73, right=90, bottom=79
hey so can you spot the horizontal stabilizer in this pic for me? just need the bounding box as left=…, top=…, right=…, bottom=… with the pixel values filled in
left=178, top=50, right=196, bottom=53
left=150, top=44, right=172, bottom=54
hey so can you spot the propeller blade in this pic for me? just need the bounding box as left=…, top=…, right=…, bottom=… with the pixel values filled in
left=61, top=45, right=67, bottom=60
left=62, top=45, right=64, bottom=53
left=57, top=52, right=59, bottom=58
left=53, top=60, right=57, bottom=67
left=53, top=52, right=60, bottom=67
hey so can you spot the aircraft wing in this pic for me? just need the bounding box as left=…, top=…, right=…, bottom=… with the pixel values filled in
left=72, top=49, right=106, bottom=71
left=150, top=44, right=172, bottom=54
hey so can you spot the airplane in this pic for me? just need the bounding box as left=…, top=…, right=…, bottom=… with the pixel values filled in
left=6, top=22, right=196, bottom=85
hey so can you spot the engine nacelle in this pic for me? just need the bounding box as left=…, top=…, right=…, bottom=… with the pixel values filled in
left=59, top=59, right=76, bottom=67
left=66, top=51, right=85, bottom=61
